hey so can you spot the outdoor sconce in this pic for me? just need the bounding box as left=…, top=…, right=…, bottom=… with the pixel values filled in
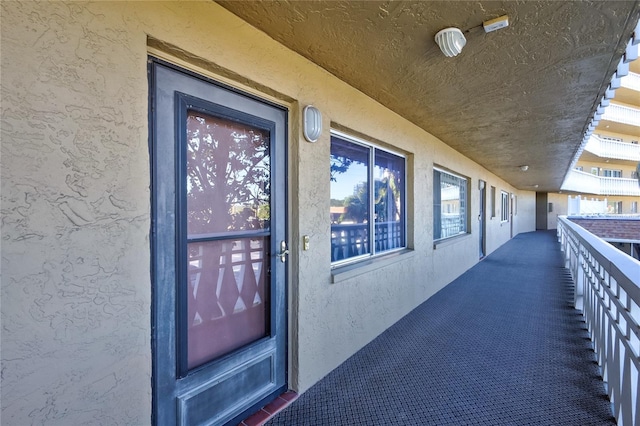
left=303, top=105, right=322, bottom=143
left=478, top=180, right=485, bottom=190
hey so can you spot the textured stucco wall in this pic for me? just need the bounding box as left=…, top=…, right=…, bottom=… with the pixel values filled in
left=547, top=193, right=570, bottom=229
left=1, top=2, right=152, bottom=424
left=516, top=193, right=537, bottom=236
left=1, top=2, right=530, bottom=424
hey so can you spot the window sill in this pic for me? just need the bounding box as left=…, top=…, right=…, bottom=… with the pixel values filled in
left=433, top=232, right=471, bottom=249
left=331, top=249, right=415, bottom=284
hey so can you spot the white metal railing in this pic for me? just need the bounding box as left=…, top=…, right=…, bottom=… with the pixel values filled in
left=586, top=135, right=640, bottom=162
left=562, top=170, right=640, bottom=196
left=602, top=103, right=640, bottom=127
left=621, top=72, right=640, bottom=92
left=557, top=217, right=640, bottom=426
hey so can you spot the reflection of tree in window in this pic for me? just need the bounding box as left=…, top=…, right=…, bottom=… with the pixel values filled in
left=186, top=112, right=270, bottom=235
left=374, top=150, right=402, bottom=225
left=330, top=134, right=405, bottom=262
left=185, top=111, right=271, bottom=368
left=330, top=140, right=403, bottom=226
left=330, top=138, right=369, bottom=224
left=341, top=182, right=368, bottom=223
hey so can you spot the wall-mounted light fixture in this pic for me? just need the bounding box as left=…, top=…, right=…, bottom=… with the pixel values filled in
left=303, top=105, right=322, bottom=143
left=478, top=180, right=485, bottom=190
left=519, top=165, right=529, bottom=171
left=434, top=28, right=466, bottom=57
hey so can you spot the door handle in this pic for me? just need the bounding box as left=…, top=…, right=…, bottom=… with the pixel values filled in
left=278, top=240, right=290, bottom=263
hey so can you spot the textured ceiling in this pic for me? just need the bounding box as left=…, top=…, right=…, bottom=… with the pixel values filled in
left=218, top=1, right=640, bottom=191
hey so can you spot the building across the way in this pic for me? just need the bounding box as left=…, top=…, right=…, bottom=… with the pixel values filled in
left=549, top=56, right=640, bottom=259
left=558, top=56, right=640, bottom=216
left=2, top=2, right=639, bottom=426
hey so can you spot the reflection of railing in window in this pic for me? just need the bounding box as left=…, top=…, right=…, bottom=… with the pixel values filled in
left=440, top=214, right=465, bottom=239
left=331, top=222, right=403, bottom=262
left=187, top=237, right=267, bottom=368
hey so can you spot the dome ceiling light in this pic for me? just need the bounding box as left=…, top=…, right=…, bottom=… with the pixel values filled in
left=434, top=28, right=466, bottom=57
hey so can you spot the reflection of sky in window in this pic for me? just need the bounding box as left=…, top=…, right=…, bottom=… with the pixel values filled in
left=332, top=162, right=398, bottom=200
left=331, top=161, right=367, bottom=200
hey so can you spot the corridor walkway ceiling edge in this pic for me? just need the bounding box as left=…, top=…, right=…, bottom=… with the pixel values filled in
left=218, top=1, right=640, bottom=192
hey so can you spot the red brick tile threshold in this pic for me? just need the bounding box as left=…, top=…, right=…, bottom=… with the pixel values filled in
left=240, top=391, right=298, bottom=426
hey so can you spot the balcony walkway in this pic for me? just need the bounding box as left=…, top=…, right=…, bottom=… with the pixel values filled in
left=266, top=231, right=615, bottom=425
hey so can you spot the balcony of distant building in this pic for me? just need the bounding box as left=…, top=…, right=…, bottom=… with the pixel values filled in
left=620, top=69, right=640, bottom=92
left=582, top=134, right=640, bottom=162
left=596, top=69, right=640, bottom=136
left=601, top=103, right=640, bottom=127
left=562, top=169, right=640, bottom=196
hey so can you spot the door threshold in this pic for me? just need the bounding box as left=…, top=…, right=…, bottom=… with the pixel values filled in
left=240, top=391, right=298, bottom=426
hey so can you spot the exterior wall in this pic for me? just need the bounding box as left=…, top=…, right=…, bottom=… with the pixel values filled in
left=1, top=2, right=533, bottom=424
left=575, top=160, right=637, bottom=178
left=606, top=195, right=640, bottom=213
left=547, top=193, right=569, bottom=229
left=563, top=194, right=639, bottom=214
left=567, top=55, right=640, bottom=210
left=1, top=2, right=152, bottom=425
left=516, top=193, right=537, bottom=235
left=481, top=188, right=529, bottom=248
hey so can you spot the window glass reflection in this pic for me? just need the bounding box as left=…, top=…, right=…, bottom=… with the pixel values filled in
left=330, top=136, right=370, bottom=261
left=187, top=111, right=270, bottom=238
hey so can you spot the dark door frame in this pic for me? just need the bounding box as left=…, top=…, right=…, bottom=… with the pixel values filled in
left=149, top=58, right=288, bottom=426
left=479, top=180, right=486, bottom=259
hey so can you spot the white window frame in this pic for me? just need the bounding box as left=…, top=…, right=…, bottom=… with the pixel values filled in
left=602, top=168, right=622, bottom=178
left=330, top=130, right=407, bottom=266
left=490, top=186, right=496, bottom=218
left=433, top=167, right=469, bottom=242
left=500, top=191, right=509, bottom=222
left=601, top=136, right=623, bottom=142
